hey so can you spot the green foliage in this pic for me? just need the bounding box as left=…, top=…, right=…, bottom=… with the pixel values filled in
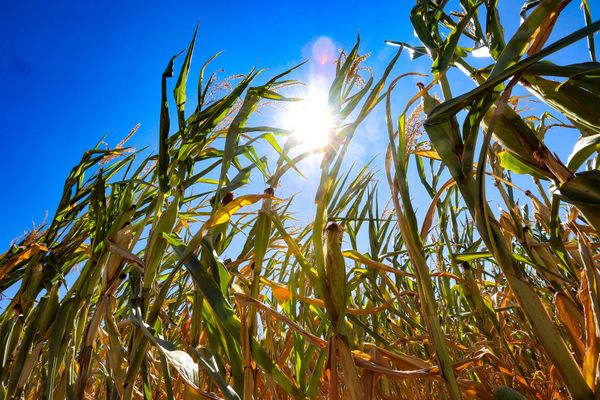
left=1, top=2, right=600, bottom=399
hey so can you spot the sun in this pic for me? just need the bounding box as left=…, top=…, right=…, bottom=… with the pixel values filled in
left=283, top=87, right=335, bottom=152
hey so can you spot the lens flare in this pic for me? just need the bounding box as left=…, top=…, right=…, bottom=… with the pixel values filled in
left=312, top=37, right=335, bottom=66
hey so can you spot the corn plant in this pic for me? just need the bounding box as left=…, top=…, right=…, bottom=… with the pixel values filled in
left=1, top=1, right=599, bottom=399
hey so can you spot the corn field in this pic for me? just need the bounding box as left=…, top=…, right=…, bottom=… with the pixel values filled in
left=1, top=1, right=600, bottom=399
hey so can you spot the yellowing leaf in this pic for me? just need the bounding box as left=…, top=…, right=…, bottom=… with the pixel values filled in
left=555, top=293, right=585, bottom=363
left=204, top=194, right=271, bottom=229
left=0, top=243, right=48, bottom=281
left=412, top=149, right=441, bottom=160
left=343, top=249, right=413, bottom=277
left=346, top=301, right=394, bottom=315
left=176, top=194, right=275, bottom=269
left=272, top=286, right=291, bottom=303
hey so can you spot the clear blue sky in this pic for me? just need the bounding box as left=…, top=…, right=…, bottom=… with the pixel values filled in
left=0, top=0, right=593, bottom=249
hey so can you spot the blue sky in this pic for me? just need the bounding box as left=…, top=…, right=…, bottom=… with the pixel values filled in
left=0, top=0, right=415, bottom=248
left=0, top=0, right=595, bottom=249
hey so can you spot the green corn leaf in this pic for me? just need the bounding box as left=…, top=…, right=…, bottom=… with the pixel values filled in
left=432, top=2, right=481, bottom=75
left=497, top=151, right=549, bottom=179
left=567, top=132, right=600, bottom=170
left=174, top=25, right=198, bottom=132
left=159, top=52, right=181, bottom=193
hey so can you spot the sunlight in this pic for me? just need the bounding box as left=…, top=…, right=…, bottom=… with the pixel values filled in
left=283, top=86, right=335, bottom=152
